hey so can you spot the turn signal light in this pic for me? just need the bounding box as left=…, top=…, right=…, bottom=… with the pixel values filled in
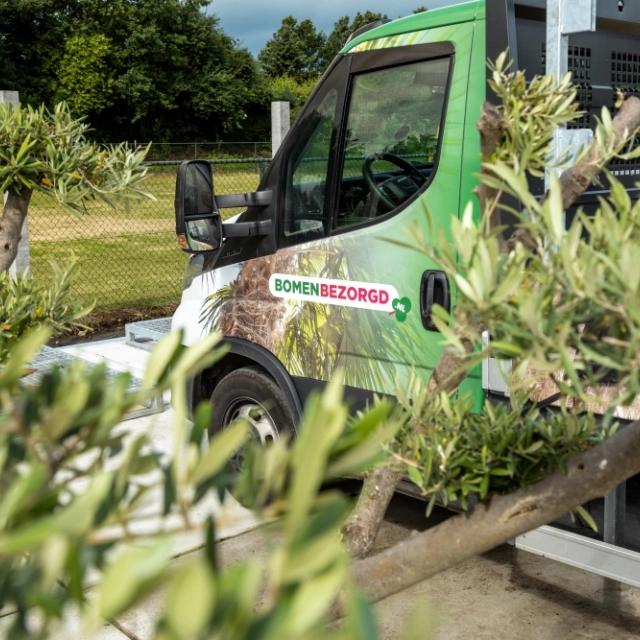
left=177, top=234, right=189, bottom=249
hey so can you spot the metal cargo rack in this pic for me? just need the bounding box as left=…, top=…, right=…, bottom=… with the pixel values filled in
left=125, top=317, right=173, bottom=351
left=487, top=0, right=640, bottom=588
left=23, top=346, right=163, bottom=420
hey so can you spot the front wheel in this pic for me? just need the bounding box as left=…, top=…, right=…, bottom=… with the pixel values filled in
left=209, top=366, right=295, bottom=473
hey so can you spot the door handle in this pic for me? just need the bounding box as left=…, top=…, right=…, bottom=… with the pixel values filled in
left=420, top=270, right=450, bottom=331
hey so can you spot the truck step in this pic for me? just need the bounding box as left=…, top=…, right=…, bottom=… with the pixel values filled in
left=125, top=317, right=173, bottom=351
left=516, top=525, right=640, bottom=589
left=24, top=346, right=163, bottom=421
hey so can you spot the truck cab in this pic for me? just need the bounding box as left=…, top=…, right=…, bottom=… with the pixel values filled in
left=173, top=1, right=486, bottom=432
left=172, top=0, right=640, bottom=583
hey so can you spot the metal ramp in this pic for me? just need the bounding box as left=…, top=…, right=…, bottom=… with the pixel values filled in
left=125, top=317, right=173, bottom=351
left=23, top=346, right=163, bottom=421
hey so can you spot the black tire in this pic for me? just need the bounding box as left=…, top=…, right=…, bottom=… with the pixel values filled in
left=209, top=366, right=295, bottom=473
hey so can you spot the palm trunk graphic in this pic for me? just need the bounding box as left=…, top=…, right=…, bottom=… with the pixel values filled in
left=202, top=249, right=298, bottom=353
left=202, top=239, right=423, bottom=393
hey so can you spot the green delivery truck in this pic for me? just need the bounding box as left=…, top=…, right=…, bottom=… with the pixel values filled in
left=171, top=0, right=640, bottom=583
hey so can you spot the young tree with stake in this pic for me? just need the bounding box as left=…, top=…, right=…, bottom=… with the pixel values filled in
left=0, top=101, right=149, bottom=274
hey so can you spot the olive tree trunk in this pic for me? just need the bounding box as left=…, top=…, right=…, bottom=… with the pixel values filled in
left=349, top=417, right=640, bottom=604
left=0, top=187, right=31, bottom=274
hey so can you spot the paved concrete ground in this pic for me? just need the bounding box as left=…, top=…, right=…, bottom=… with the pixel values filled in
left=2, top=339, right=640, bottom=639
left=375, top=495, right=640, bottom=639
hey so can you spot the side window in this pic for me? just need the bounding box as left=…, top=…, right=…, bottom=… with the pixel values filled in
left=335, top=56, right=451, bottom=230
left=282, top=88, right=339, bottom=247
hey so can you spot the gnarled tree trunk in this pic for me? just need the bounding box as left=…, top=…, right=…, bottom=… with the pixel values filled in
left=341, top=465, right=404, bottom=559
left=350, top=417, right=640, bottom=605
left=0, top=187, right=31, bottom=274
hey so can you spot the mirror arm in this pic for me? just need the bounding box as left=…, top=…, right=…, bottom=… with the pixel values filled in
left=222, top=219, right=272, bottom=238
left=216, top=190, right=272, bottom=209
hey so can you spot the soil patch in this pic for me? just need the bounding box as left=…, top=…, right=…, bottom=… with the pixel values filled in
left=48, top=303, right=178, bottom=347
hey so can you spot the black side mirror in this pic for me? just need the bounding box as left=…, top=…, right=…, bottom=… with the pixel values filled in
left=175, top=160, right=223, bottom=256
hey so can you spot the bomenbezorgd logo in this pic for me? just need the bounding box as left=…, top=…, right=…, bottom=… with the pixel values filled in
left=269, top=274, right=413, bottom=322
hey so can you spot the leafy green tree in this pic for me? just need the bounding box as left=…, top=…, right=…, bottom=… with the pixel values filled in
left=0, top=4, right=20, bottom=91
left=89, top=0, right=265, bottom=141
left=320, top=12, right=387, bottom=69
left=57, top=34, right=114, bottom=117
left=0, top=0, right=69, bottom=108
left=320, top=16, right=351, bottom=68
left=259, top=16, right=326, bottom=82
left=269, top=76, right=318, bottom=122
left=0, top=259, right=88, bottom=362
left=413, top=6, right=428, bottom=13
left=0, top=0, right=268, bottom=142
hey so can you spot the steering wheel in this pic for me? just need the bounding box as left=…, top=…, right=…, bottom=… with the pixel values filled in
left=362, top=152, right=427, bottom=211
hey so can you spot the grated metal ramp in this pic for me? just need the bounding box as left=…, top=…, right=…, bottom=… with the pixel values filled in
left=125, top=317, right=173, bottom=351
left=23, top=346, right=163, bottom=420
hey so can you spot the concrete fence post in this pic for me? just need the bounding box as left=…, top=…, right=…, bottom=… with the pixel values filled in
left=1, top=91, right=31, bottom=278
left=271, top=101, right=291, bottom=158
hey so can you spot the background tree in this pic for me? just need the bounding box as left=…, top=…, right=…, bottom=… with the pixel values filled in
left=259, top=16, right=326, bottom=83
left=0, top=0, right=68, bottom=110
left=413, top=6, right=428, bottom=13
left=56, top=34, right=114, bottom=117
left=0, top=1, right=429, bottom=144
left=268, top=76, right=319, bottom=122
left=83, top=0, right=266, bottom=141
left=264, top=10, right=390, bottom=111
left=320, top=12, right=387, bottom=70
left=0, top=0, right=269, bottom=142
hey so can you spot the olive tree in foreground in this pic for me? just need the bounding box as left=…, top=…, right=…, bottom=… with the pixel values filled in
left=0, top=267, right=407, bottom=639
left=0, top=101, right=150, bottom=274
left=339, top=56, right=640, bottom=604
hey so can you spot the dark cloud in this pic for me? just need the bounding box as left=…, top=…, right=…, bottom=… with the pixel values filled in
left=209, top=0, right=458, bottom=55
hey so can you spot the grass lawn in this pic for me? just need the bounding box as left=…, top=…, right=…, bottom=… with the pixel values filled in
left=27, top=166, right=262, bottom=310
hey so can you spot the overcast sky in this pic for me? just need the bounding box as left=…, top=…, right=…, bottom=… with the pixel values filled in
left=209, top=0, right=460, bottom=56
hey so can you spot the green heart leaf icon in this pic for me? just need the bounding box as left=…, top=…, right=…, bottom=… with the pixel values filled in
left=392, top=296, right=412, bottom=323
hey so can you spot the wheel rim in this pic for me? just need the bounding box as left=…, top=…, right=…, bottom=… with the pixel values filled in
left=223, top=397, right=279, bottom=471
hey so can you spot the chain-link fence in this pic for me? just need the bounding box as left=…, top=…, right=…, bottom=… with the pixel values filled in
left=143, top=141, right=272, bottom=162
left=28, top=146, right=271, bottom=311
